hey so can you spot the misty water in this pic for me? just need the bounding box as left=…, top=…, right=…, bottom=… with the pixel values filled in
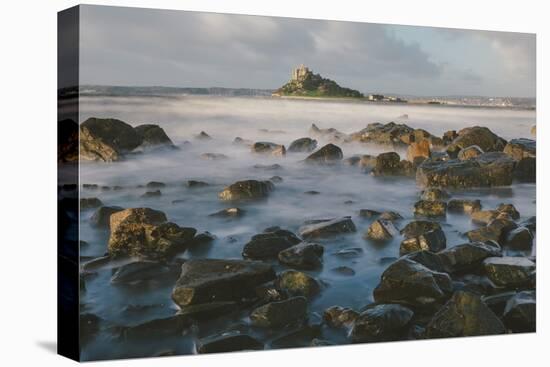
left=78, top=96, right=536, bottom=360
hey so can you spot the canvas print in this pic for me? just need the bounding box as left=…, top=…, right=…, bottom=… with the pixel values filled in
left=58, top=5, right=536, bottom=361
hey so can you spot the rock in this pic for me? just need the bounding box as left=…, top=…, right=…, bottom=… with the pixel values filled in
left=200, top=153, right=228, bottom=160
left=134, top=124, right=174, bottom=148
left=80, top=197, right=103, bottom=209
left=504, top=227, right=533, bottom=251
left=79, top=118, right=143, bottom=162
left=80, top=313, right=102, bottom=343
left=172, top=259, right=276, bottom=307
left=269, top=175, right=283, bottom=183
left=310, top=123, right=348, bottom=142
left=343, top=155, right=361, bottom=166
left=350, top=304, right=414, bottom=342
left=446, top=126, right=507, bottom=157
left=323, top=306, right=359, bottom=329
left=448, top=199, right=481, bottom=214
left=186, top=180, right=209, bottom=188
left=253, top=163, right=282, bottom=170
left=483, top=257, right=536, bottom=288
left=471, top=210, right=499, bottom=225
left=242, top=228, right=302, bottom=260
left=110, top=261, right=174, bottom=284
left=331, top=266, right=356, bottom=276
left=407, top=140, right=431, bottom=162
left=379, top=211, right=403, bottom=221
left=305, top=143, right=343, bottom=163
left=218, top=180, right=274, bottom=201
left=400, top=220, right=442, bottom=239
left=496, top=203, right=520, bottom=220
left=426, top=291, right=506, bottom=338
left=122, top=314, right=191, bottom=340
left=438, top=242, right=502, bottom=273
left=531, top=126, right=536, bottom=136
left=251, top=142, right=286, bottom=156
left=58, top=119, right=79, bottom=163
left=457, top=145, right=484, bottom=160
left=108, top=208, right=196, bottom=259
left=270, top=324, right=322, bottom=349
left=250, top=297, right=308, bottom=328
left=365, top=219, right=398, bottom=241
left=402, top=251, right=446, bottom=273
left=90, top=206, right=124, bottom=228
left=514, top=157, right=536, bottom=182
left=502, top=291, right=536, bottom=332
left=481, top=291, right=518, bottom=316
left=141, top=190, right=161, bottom=198
left=299, top=217, right=356, bottom=239
left=334, top=248, right=364, bottom=259
left=304, top=190, right=320, bottom=195
left=278, top=242, right=324, bottom=270
left=359, top=155, right=378, bottom=171
left=519, top=216, right=536, bottom=232
left=373, top=258, right=453, bottom=309
left=350, top=122, right=416, bottom=147
left=146, top=181, right=165, bottom=188
left=442, top=130, right=458, bottom=145
left=399, top=228, right=446, bottom=256
left=196, top=131, right=212, bottom=140
left=420, top=188, right=449, bottom=201
left=233, top=137, right=253, bottom=146
left=359, top=209, right=381, bottom=218
left=275, top=270, right=321, bottom=299
left=503, top=138, right=536, bottom=160
left=288, top=137, right=318, bottom=152
left=413, top=200, right=447, bottom=217
left=209, top=207, right=245, bottom=218
left=197, top=331, right=263, bottom=354
left=372, top=152, right=412, bottom=176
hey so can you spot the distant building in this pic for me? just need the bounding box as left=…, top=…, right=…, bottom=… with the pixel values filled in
left=292, top=64, right=311, bottom=81
left=368, top=94, right=384, bottom=101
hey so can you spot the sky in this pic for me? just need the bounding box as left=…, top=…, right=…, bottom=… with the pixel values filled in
left=79, top=5, right=536, bottom=97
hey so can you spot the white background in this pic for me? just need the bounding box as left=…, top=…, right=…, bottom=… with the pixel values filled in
left=0, top=0, right=546, bottom=365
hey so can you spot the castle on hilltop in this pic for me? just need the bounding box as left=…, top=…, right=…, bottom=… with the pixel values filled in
left=291, top=64, right=311, bottom=81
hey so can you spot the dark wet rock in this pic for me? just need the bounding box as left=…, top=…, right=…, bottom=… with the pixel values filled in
left=79, top=118, right=143, bottom=162
left=406, top=140, right=431, bottom=162
left=110, top=261, right=173, bottom=284
left=311, top=339, right=334, bottom=346
left=350, top=304, right=414, bottom=342
left=196, top=131, right=212, bottom=140
left=417, top=153, right=515, bottom=188
left=80, top=197, right=103, bottom=209
left=254, top=281, right=287, bottom=303
left=496, top=203, right=520, bottom=220
left=349, top=122, right=416, bottom=147
left=448, top=199, right=481, bottom=214
left=146, top=181, right=165, bottom=188
left=270, top=324, right=322, bottom=349
left=331, top=266, right=356, bottom=276
left=400, top=220, right=442, bottom=239
left=373, top=258, right=453, bottom=309
left=426, top=291, right=506, bottom=338
left=471, top=210, right=499, bottom=225
left=186, top=180, right=209, bottom=188
left=379, top=211, right=403, bottom=221
left=250, top=297, right=308, bottom=328
left=438, top=242, right=502, bottom=273
left=189, top=231, right=216, bottom=247
left=122, top=314, right=192, bottom=340
left=134, top=124, right=174, bottom=148
left=172, top=259, right=276, bottom=307
left=365, top=219, right=398, bottom=241
left=503, top=138, right=536, bottom=160
left=81, top=255, right=112, bottom=272
left=514, top=157, right=536, bottom=182
left=171, top=199, right=186, bottom=204
left=359, top=154, right=377, bottom=171
left=466, top=215, right=518, bottom=243
left=278, top=242, right=324, bottom=270
left=108, top=208, right=195, bottom=259
left=343, top=155, right=361, bottom=166
left=372, top=152, right=413, bottom=176
left=457, top=145, right=484, bottom=160
left=141, top=190, right=161, bottom=198
left=177, top=302, right=239, bottom=321
left=399, top=228, right=446, bottom=256
left=242, top=228, right=302, bottom=260
left=446, top=126, right=507, bottom=157
left=305, top=143, right=343, bottom=163
left=481, top=291, right=518, bottom=316
left=502, top=291, right=536, bottom=332
left=323, top=306, right=359, bottom=328
left=233, top=137, right=253, bottom=146
left=359, top=209, right=381, bottom=218
left=483, top=257, right=536, bottom=288
left=197, top=331, right=264, bottom=353
left=304, top=190, right=320, bottom=195
left=80, top=313, right=102, bottom=342
left=288, top=137, right=318, bottom=152
left=89, top=206, right=124, bottom=228
left=299, top=217, right=356, bottom=239
left=275, top=270, right=321, bottom=299
left=269, top=175, right=283, bottom=183
left=310, top=123, right=348, bottom=142
left=334, top=247, right=364, bottom=259
left=420, top=188, right=449, bottom=201
left=209, top=207, right=246, bottom=218
left=442, top=130, right=458, bottom=145
left=519, top=216, right=536, bottom=232
left=200, top=152, right=228, bottom=160
left=414, top=200, right=447, bottom=217
left=251, top=142, right=286, bottom=156
left=253, top=163, right=282, bottom=170
left=219, top=180, right=274, bottom=201
left=402, top=251, right=446, bottom=273
left=504, top=227, right=533, bottom=251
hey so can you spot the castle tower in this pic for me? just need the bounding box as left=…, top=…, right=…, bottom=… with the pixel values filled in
left=292, top=64, right=309, bottom=81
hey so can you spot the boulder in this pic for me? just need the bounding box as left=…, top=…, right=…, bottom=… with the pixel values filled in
left=233, top=137, right=253, bottom=146
left=514, top=157, right=536, bottom=182
left=278, top=242, right=324, bottom=270
left=218, top=180, right=274, bottom=201
left=323, top=306, right=359, bottom=329
left=310, top=123, right=348, bottom=142
left=503, top=138, right=536, bottom=160
left=242, top=228, right=302, bottom=260
left=437, top=242, right=502, bottom=273
left=197, top=331, right=263, bottom=354
left=349, top=122, right=415, bottom=147
left=481, top=291, right=518, bottom=316
left=209, top=207, right=246, bottom=218
left=426, top=291, right=506, bottom=338
left=80, top=197, right=103, bottom=210
left=251, top=142, right=286, bottom=156
left=372, top=152, right=413, bottom=176
left=141, top=190, right=161, bottom=198
left=186, top=180, right=209, bottom=188
left=471, top=210, right=499, bottom=225
left=110, top=260, right=174, bottom=284
left=359, top=209, right=381, bottom=218
left=519, top=216, right=536, bottom=232
left=504, top=227, right=533, bottom=251
left=359, top=155, right=378, bottom=171
left=447, top=199, right=481, bottom=214
left=373, top=258, right=453, bottom=309
left=134, top=124, right=174, bottom=148
left=200, top=153, right=228, bottom=160
left=502, top=291, right=536, bottom=333
left=414, top=200, right=447, bottom=217
left=365, top=219, right=398, bottom=241
left=400, top=220, right=442, bottom=239
left=253, top=163, right=282, bottom=170
left=80, top=118, right=143, bottom=162
left=496, top=203, right=520, bottom=220
left=250, top=297, right=308, bottom=328
left=305, top=143, right=343, bottom=163
left=171, top=259, right=276, bottom=307
left=483, top=257, right=536, bottom=288
left=196, top=131, right=212, bottom=140
left=399, top=228, right=446, bottom=256
left=350, top=304, right=414, bottom=343
left=146, top=181, right=165, bottom=188
left=442, top=130, right=458, bottom=145
left=402, top=251, right=446, bottom=273
left=122, top=314, right=191, bottom=340
left=406, top=140, right=431, bottom=162
left=457, top=145, right=484, bottom=160
left=446, top=126, right=507, bottom=157
left=420, top=188, right=449, bottom=201
left=288, top=137, right=318, bottom=152
left=275, top=270, right=320, bottom=299
left=331, top=266, right=356, bottom=276
left=379, top=211, right=403, bottom=222
left=177, top=302, right=239, bottom=321
left=299, top=217, right=356, bottom=239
